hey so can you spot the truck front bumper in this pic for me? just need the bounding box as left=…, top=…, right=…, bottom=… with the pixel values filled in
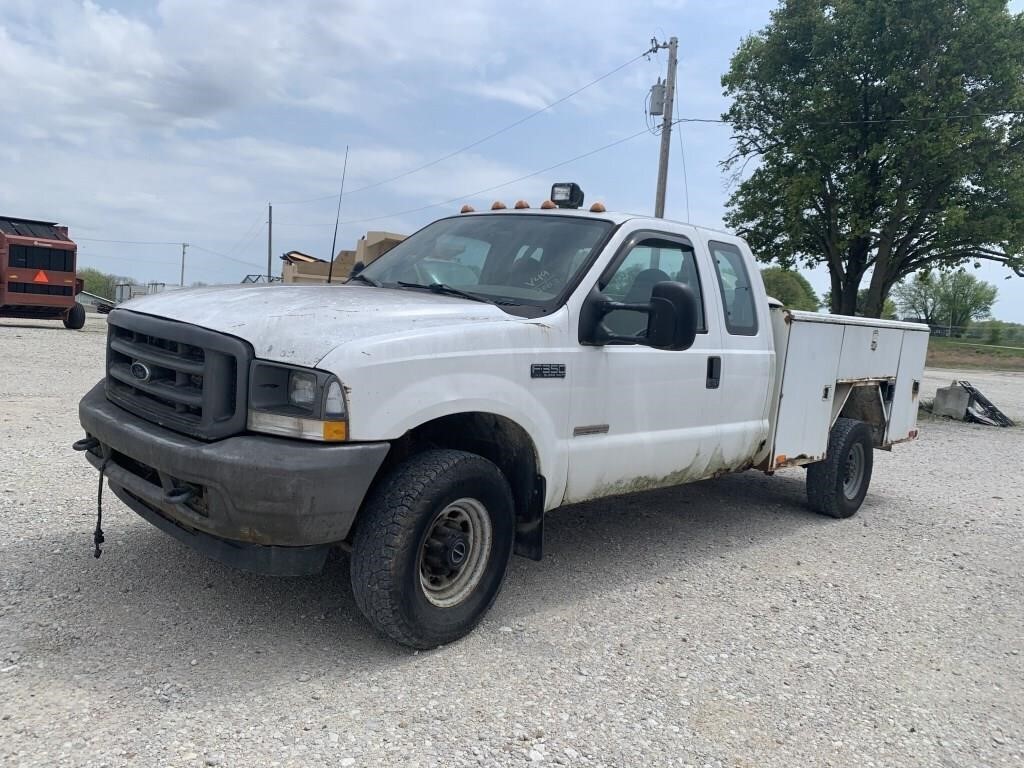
left=78, top=382, right=390, bottom=575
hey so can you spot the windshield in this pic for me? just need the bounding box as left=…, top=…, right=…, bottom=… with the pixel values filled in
left=358, top=214, right=615, bottom=314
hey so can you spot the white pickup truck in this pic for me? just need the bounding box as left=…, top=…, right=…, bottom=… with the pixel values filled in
left=77, top=186, right=929, bottom=648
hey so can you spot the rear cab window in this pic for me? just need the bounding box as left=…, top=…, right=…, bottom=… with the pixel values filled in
left=709, top=240, right=758, bottom=336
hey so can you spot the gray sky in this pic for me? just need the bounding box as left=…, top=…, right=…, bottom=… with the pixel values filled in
left=1, top=0, right=1021, bottom=321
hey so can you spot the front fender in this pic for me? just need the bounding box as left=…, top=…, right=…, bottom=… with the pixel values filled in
left=359, top=372, right=564, bottom=507
left=316, top=312, right=573, bottom=510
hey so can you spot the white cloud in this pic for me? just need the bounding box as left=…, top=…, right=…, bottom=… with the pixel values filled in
left=12, top=1, right=1019, bottom=320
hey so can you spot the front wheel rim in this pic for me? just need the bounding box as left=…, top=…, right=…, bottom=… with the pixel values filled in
left=842, top=442, right=866, bottom=500
left=418, top=498, right=492, bottom=608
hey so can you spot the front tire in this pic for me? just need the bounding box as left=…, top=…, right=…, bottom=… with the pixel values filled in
left=350, top=449, right=515, bottom=648
left=63, top=302, right=86, bottom=329
left=806, top=417, right=874, bottom=518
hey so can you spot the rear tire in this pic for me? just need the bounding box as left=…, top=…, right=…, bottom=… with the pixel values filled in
left=806, top=417, right=874, bottom=518
left=350, top=449, right=515, bottom=649
left=63, top=302, right=86, bottom=329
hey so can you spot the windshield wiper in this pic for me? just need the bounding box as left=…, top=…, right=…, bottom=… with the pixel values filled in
left=396, top=281, right=518, bottom=306
left=346, top=272, right=380, bottom=287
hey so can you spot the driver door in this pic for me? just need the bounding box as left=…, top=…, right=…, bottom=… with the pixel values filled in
left=565, top=233, right=723, bottom=503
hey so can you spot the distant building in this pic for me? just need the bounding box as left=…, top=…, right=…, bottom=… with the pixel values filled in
left=281, top=231, right=405, bottom=284
left=114, top=281, right=175, bottom=303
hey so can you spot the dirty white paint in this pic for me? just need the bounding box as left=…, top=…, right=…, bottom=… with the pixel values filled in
left=121, top=284, right=508, bottom=368
left=116, top=214, right=930, bottom=512
left=769, top=309, right=930, bottom=466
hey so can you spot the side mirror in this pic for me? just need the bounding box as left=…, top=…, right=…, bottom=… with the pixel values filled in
left=350, top=260, right=366, bottom=277
left=646, top=281, right=699, bottom=350
left=579, top=280, right=698, bottom=351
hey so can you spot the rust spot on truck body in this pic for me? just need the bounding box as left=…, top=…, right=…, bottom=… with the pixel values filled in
left=773, top=453, right=822, bottom=469
left=574, top=446, right=757, bottom=503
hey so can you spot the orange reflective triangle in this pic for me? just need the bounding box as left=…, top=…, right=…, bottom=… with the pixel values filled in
left=33, top=270, right=49, bottom=283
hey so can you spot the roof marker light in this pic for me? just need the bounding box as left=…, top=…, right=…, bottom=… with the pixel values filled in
left=460, top=204, right=475, bottom=213
left=589, top=202, right=607, bottom=213
left=491, top=201, right=507, bottom=210
left=514, top=200, right=530, bottom=209
left=540, top=200, right=557, bottom=210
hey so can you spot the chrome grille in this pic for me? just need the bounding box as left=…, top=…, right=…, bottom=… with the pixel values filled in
left=105, top=310, right=251, bottom=440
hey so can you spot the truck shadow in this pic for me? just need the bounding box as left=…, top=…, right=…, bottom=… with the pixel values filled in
left=10, top=469, right=836, bottom=692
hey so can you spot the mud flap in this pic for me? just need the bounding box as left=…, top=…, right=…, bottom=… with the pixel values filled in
left=513, top=475, right=545, bottom=561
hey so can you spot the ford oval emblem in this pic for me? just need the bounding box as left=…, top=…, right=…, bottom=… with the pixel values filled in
left=130, top=361, right=152, bottom=382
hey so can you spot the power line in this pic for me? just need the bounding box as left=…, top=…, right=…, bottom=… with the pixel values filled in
left=189, top=243, right=265, bottom=269
left=340, top=123, right=666, bottom=227
left=323, top=110, right=1024, bottom=227
left=70, top=108, right=1024, bottom=254
left=680, top=111, right=1024, bottom=127
left=221, top=222, right=266, bottom=263
left=75, top=221, right=266, bottom=269
left=75, top=236, right=180, bottom=245
left=77, top=253, right=179, bottom=266
left=221, top=212, right=267, bottom=260
left=674, top=98, right=691, bottom=222
left=273, top=49, right=653, bottom=206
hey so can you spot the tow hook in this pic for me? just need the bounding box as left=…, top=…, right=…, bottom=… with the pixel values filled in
left=72, top=436, right=99, bottom=452
left=164, top=486, right=195, bottom=505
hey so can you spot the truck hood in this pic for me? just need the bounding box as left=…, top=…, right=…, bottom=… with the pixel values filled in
left=120, top=283, right=511, bottom=367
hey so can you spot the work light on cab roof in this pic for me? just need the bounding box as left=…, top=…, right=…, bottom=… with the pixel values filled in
left=550, top=182, right=585, bottom=209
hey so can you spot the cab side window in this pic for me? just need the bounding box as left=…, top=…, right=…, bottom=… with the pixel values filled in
left=709, top=241, right=758, bottom=336
left=600, top=238, right=706, bottom=338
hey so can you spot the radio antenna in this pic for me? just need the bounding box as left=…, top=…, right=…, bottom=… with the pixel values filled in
left=326, top=145, right=350, bottom=284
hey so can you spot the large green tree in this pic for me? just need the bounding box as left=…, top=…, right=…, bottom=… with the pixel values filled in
left=936, top=270, right=997, bottom=330
left=890, top=272, right=942, bottom=324
left=892, top=269, right=997, bottom=330
left=721, top=0, right=1024, bottom=317
left=822, top=288, right=898, bottom=319
left=760, top=267, right=820, bottom=310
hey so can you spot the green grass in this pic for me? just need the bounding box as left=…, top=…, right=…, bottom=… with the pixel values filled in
left=926, top=336, right=1024, bottom=371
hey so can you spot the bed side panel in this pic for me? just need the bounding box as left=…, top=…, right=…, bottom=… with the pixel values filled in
left=771, top=320, right=844, bottom=465
left=888, top=330, right=929, bottom=442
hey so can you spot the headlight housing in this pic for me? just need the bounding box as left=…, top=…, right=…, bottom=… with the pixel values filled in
left=247, top=362, right=348, bottom=441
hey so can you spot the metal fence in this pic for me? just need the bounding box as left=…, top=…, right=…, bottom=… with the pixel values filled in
left=925, top=324, right=1024, bottom=345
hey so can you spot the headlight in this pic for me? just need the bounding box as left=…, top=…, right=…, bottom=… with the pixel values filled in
left=248, top=362, right=348, bottom=442
left=288, top=371, right=318, bottom=407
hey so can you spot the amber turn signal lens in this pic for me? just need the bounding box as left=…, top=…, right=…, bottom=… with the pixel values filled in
left=322, top=421, right=349, bottom=441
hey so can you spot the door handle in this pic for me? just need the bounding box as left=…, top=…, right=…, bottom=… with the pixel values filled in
left=706, top=356, right=721, bottom=389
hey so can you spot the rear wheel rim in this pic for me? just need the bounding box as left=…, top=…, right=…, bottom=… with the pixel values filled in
left=418, top=498, right=492, bottom=608
left=842, top=442, right=865, bottom=500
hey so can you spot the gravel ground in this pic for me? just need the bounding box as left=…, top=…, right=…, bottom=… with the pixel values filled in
left=1, top=315, right=1022, bottom=767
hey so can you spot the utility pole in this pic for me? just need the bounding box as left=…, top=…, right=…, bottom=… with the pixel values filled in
left=652, top=36, right=678, bottom=219
left=266, top=204, right=273, bottom=283
left=179, top=242, right=189, bottom=287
